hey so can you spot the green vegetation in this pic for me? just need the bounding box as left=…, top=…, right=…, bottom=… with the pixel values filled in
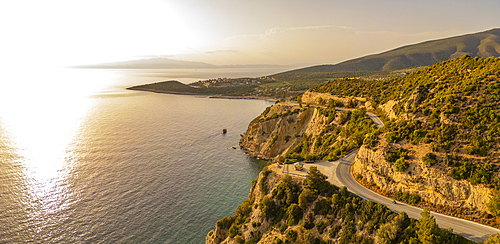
left=311, top=56, right=500, bottom=186
left=282, top=108, right=376, bottom=163
left=214, top=168, right=477, bottom=243
left=394, top=190, right=421, bottom=204
left=128, top=80, right=257, bottom=95
left=286, top=29, right=500, bottom=72
left=393, top=157, right=408, bottom=172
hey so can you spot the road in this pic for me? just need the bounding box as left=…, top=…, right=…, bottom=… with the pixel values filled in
left=334, top=149, right=499, bottom=243
left=283, top=108, right=499, bottom=242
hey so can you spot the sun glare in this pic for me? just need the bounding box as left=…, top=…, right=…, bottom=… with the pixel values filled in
left=0, top=67, right=119, bottom=220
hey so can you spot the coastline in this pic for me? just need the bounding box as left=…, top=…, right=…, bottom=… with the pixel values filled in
left=209, top=95, right=276, bottom=102
left=127, top=87, right=277, bottom=101
left=126, top=87, right=202, bottom=96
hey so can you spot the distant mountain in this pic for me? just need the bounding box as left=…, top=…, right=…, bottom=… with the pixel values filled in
left=78, top=57, right=293, bottom=70
left=78, top=57, right=217, bottom=69
left=283, top=28, right=500, bottom=73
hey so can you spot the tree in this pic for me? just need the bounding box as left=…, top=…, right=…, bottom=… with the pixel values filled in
left=318, top=96, right=324, bottom=105
left=302, top=166, right=329, bottom=195
left=416, top=209, right=440, bottom=244
left=298, top=189, right=314, bottom=210
left=488, top=189, right=500, bottom=217
left=286, top=204, right=303, bottom=225
left=259, top=196, right=278, bottom=220
left=485, top=233, right=500, bottom=244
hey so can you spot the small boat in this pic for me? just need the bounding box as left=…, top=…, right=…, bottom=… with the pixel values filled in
left=222, top=128, right=227, bottom=134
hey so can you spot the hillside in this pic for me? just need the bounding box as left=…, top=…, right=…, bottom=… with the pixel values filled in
left=127, top=80, right=200, bottom=94
left=280, top=28, right=500, bottom=73
left=230, top=56, right=500, bottom=237
left=127, top=80, right=258, bottom=95
left=206, top=165, right=478, bottom=244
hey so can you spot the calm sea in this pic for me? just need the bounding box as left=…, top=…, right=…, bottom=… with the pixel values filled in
left=0, top=68, right=274, bottom=243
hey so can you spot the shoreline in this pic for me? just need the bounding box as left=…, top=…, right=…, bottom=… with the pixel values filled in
left=209, top=95, right=276, bottom=102
left=125, top=87, right=201, bottom=95
left=127, top=87, right=277, bottom=101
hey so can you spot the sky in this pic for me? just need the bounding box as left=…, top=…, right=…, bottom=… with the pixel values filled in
left=1, top=0, right=499, bottom=68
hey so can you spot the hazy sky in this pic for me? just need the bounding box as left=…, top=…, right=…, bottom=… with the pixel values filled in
left=1, top=0, right=499, bottom=68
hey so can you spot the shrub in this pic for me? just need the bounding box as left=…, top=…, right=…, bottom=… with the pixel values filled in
left=234, top=235, right=245, bottom=244
left=285, top=135, right=291, bottom=143
left=286, top=204, right=303, bottom=225
left=259, top=196, right=279, bottom=220
left=329, top=224, right=341, bottom=238
left=286, top=229, right=298, bottom=242
left=385, top=148, right=408, bottom=163
left=422, top=153, right=437, bottom=166
left=394, top=191, right=421, bottom=204
left=393, top=158, right=408, bottom=172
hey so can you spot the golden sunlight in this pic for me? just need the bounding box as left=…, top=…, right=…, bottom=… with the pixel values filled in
left=0, top=67, right=117, bottom=216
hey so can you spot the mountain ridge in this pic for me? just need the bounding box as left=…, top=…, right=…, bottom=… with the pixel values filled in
left=279, top=28, right=500, bottom=74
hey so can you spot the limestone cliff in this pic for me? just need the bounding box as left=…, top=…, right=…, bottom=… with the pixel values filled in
left=352, top=144, right=491, bottom=212
left=206, top=164, right=474, bottom=244
left=239, top=101, right=340, bottom=162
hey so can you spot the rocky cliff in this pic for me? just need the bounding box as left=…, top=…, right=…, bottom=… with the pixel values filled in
left=240, top=87, right=493, bottom=213
left=352, top=143, right=491, bottom=212
left=206, top=165, right=475, bottom=244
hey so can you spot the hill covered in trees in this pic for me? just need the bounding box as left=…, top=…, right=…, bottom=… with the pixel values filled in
left=281, top=28, right=500, bottom=74
left=232, top=56, right=500, bottom=241
left=307, top=55, right=500, bottom=225
left=207, top=166, right=484, bottom=244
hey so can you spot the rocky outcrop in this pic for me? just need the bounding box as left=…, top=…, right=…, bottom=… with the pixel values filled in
left=404, top=85, right=428, bottom=110
left=300, top=91, right=366, bottom=108
left=352, top=144, right=491, bottom=212
left=206, top=166, right=290, bottom=244
left=239, top=102, right=330, bottom=161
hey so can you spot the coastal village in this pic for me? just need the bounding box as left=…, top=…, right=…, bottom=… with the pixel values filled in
left=190, top=76, right=292, bottom=96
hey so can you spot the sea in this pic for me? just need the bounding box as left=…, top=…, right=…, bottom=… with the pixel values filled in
left=0, top=67, right=277, bottom=243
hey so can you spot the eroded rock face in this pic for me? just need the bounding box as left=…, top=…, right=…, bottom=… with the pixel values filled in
left=405, top=86, right=428, bottom=111
left=239, top=103, right=328, bottom=161
left=352, top=145, right=491, bottom=212
left=205, top=167, right=288, bottom=244
left=300, top=91, right=366, bottom=107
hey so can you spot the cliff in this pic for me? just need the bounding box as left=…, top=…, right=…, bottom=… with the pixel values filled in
left=307, top=56, right=500, bottom=222
left=239, top=103, right=327, bottom=161
left=239, top=96, right=378, bottom=165
left=352, top=143, right=490, bottom=212
left=206, top=165, right=475, bottom=244
left=209, top=56, right=500, bottom=243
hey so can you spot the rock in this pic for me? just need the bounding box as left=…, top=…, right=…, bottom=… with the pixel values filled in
left=405, top=86, right=428, bottom=111
left=352, top=145, right=491, bottom=212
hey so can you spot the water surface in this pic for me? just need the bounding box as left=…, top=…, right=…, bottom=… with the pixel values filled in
left=0, top=68, right=272, bottom=243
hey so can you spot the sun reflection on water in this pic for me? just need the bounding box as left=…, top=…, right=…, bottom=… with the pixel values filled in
left=0, top=67, right=118, bottom=239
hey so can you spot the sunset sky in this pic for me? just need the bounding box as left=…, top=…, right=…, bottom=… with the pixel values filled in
left=1, top=0, right=499, bottom=68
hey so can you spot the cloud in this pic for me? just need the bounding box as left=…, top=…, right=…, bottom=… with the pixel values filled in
left=205, top=49, right=240, bottom=54
left=223, top=25, right=353, bottom=42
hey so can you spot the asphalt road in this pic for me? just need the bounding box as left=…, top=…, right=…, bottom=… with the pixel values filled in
left=333, top=149, right=500, bottom=242
left=281, top=106, right=499, bottom=241
left=331, top=111, right=500, bottom=243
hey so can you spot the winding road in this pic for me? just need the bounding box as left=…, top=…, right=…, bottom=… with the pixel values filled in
left=283, top=108, right=500, bottom=242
